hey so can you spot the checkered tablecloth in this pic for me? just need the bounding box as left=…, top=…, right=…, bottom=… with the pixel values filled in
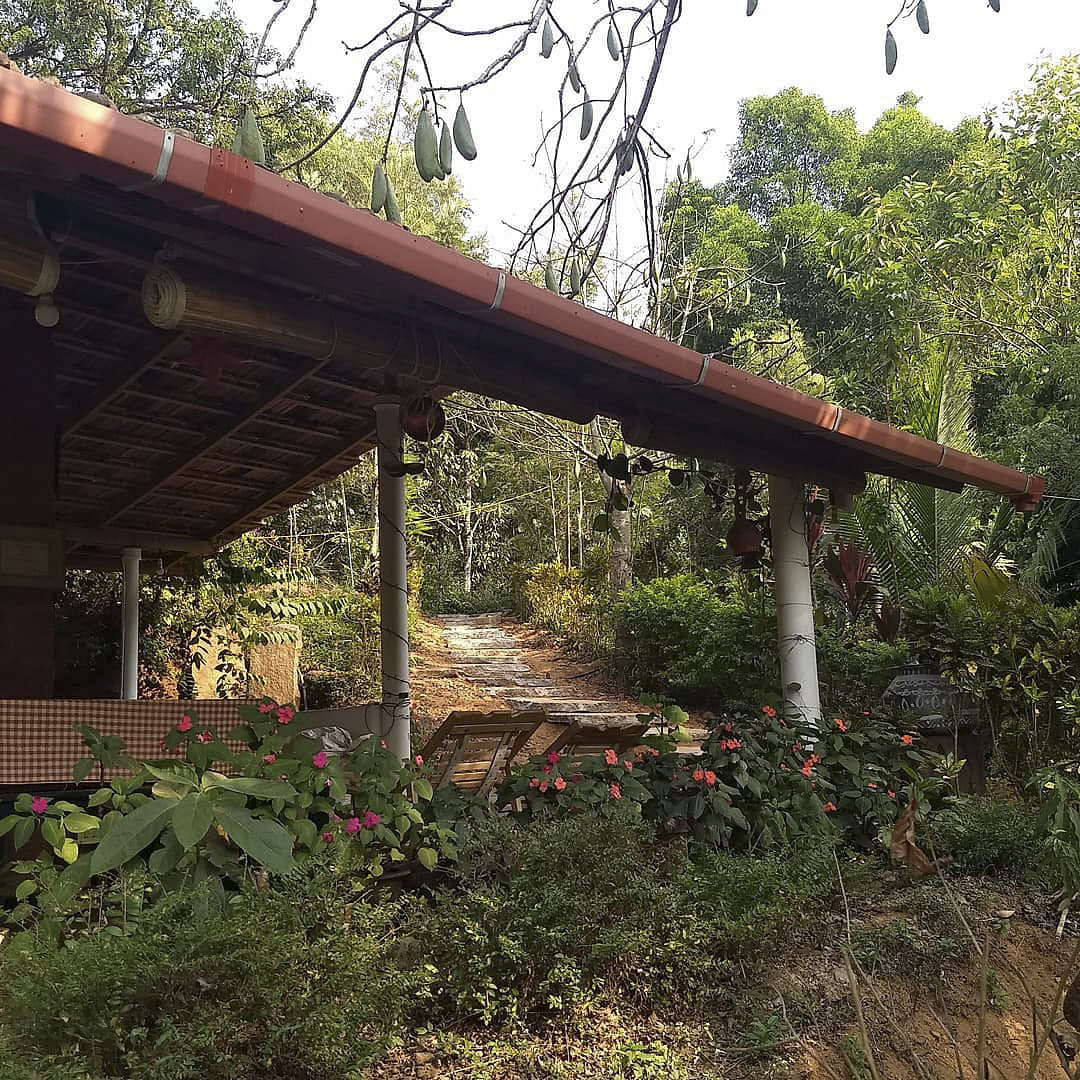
left=0, top=699, right=257, bottom=787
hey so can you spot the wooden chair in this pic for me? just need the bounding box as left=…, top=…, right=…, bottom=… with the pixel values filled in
left=542, top=718, right=652, bottom=768
left=419, top=710, right=546, bottom=797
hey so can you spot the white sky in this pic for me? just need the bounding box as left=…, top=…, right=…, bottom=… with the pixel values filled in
left=230, top=0, right=1080, bottom=262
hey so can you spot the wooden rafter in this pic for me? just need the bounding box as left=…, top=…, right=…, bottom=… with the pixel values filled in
left=98, top=350, right=352, bottom=527
left=62, top=334, right=182, bottom=437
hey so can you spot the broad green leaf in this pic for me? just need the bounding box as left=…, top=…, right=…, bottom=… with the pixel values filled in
left=88, top=788, right=113, bottom=807
left=417, top=846, right=438, bottom=871
left=204, top=776, right=297, bottom=800
left=143, top=763, right=197, bottom=789
left=0, top=814, right=19, bottom=838
left=839, top=755, right=861, bottom=774
left=15, top=879, right=37, bottom=901
left=90, top=798, right=176, bottom=876
left=212, top=803, right=296, bottom=876
left=58, top=839, right=79, bottom=864
left=148, top=831, right=184, bottom=875
left=173, top=792, right=215, bottom=850
left=62, top=812, right=100, bottom=834
left=72, top=757, right=95, bottom=783
left=40, top=818, right=64, bottom=849
left=413, top=778, right=434, bottom=801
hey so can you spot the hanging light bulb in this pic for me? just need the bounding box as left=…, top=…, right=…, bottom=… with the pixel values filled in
left=34, top=292, right=59, bottom=327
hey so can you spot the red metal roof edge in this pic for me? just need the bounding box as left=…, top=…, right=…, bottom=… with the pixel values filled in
left=0, top=70, right=1044, bottom=507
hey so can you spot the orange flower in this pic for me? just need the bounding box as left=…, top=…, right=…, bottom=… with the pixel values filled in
left=693, top=768, right=705, bottom=782
left=833, top=717, right=848, bottom=733
left=822, top=801, right=837, bottom=812
left=609, top=783, right=622, bottom=800
left=704, top=770, right=717, bottom=786
left=901, top=734, right=915, bottom=746
left=604, top=748, right=618, bottom=765
left=762, top=705, right=776, bottom=718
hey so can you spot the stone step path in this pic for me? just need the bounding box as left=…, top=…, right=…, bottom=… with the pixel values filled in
left=435, top=614, right=644, bottom=730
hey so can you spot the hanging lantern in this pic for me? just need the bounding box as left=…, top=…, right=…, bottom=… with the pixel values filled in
left=726, top=513, right=762, bottom=557
left=401, top=394, right=445, bottom=441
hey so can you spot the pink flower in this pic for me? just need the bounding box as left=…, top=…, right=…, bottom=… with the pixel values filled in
left=624, top=760, right=633, bottom=772
left=529, top=778, right=540, bottom=789
left=823, top=801, right=837, bottom=813
left=554, top=777, right=567, bottom=791
left=762, top=705, right=776, bottom=718
left=345, top=817, right=361, bottom=835
left=693, top=768, right=705, bottom=782
left=834, top=717, right=848, bottom=733
left=648, top=747, right=660, bottom=757
left=547, top=751, right=561, bottom=765
left=539, top=780, right=549, bottom=793
left=277, top=705, right=295, bottom=725
left=196, top=731, right=212, bottom=744
left=542, top=764, right=552, bottom=774
left=361, top=811, right=381, bottom=829
left=868, top=781, right=877, bottom=789
left=321, top=831, right=335, bottom=843
left=901, top=734, right=915, bottom=746
left=312, top=751, right=329, bottom=768
left=258, top=703, right=276, bottom=714
left=888, top=789, right=897, bottom=799
left=414, top=754, right=424, bottom=766
left=604, top=749, right=618, bottom=766
left=177, top=715, right=193, bottom=733
left=609, top=783, right=622, bottom=800
left=30, top=796, right=48, bottom=815
left=571, top=774, right=582, bottom=783
left=704, top=770, right=717, bottom=787
left=262, top=752, right=276, bottom=764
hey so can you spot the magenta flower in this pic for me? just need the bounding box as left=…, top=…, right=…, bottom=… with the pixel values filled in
left=177, top=715, right=193, bottom=733
left=312, top=751, right=329, bottom=768
left=320, top=831, right=334, bottom=843
left=361, top=811, right=381, bottom=829
left=546, top=751, right=561, bottom=765
left=195, top=731, right=212, bottom=744
left=539, top=780, right=549, bottom=793
left=262, top=752, right=276, bottom=764
left=277, top=705, right=295, bottom=725
left=414, top=754, right=424, bottom=766
left=345, top=816, right=361, bottom=834
left=30, top=796, right=48, bottom=815
left=258, top=703, right=276, bottom=714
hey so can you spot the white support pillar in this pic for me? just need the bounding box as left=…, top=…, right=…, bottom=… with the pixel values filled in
left=768, top=475, right=822, bottom=727
left=120, top=546, right=141, bottom=700
left=374, top=398, right=411, bottom=758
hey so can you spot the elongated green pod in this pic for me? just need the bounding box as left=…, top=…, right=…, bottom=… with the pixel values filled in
left=439, top=122, right=453, bottom=175
left=544, top=262, right=558, bottom=292
left=384, top=174, right=402, bottom=224
left=232, top=105, right=265, bottom=165
left=747, top=0, right=758, bottom=14
left=580, top=99, right=593, bottom=140
left=568, top=60, right=581, bottom=93
left=541, top=17, right=554, bottom=57
left=607, top=21, right=620, bottom=61
left=370, top=163, right=387, bottom=213
left=570, top=257, right=582, bottom=296
left=916, top=0, right=930, bottom=33
left=885, top=28, right=898, bottom=74
left=414, top=108, right=439, bottom=182
left=453, top=102, right=477, bottom=161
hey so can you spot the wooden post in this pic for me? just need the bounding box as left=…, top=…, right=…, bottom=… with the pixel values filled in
left=0, top=301, right=58, bottom=697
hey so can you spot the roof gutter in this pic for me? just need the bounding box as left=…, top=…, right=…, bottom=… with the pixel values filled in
left=0, top=70, right=1044, bottom=508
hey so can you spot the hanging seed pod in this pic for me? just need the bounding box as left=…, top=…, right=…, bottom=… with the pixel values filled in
left=231, top=105, right=265, bottom=165
left=453, top=102, right=477, bottom=161
left=370, top=163, right=387, bottom=214
left=580, top=98, right=594, bottom=139
left=383, top=174, right=402, bottom=224
left=544, top=262, right=558, bottom=292
left=541, top=17, right=554, bottom=57
left=607, top=20, right=620, bottom=61
left=414, top=108, right=438, bottom=182
left=568, top=60, right=581, bottom=93
left=747, top=0, right=758, bottom=13
left=569, top=257, right=582, bottom=296
left=885, top=28, right=898, bottom=74
left=439, top=122, right=453, bottom=175
left=989, top=0, right=1000, bottom=11
left=916, top=0, right=930, bottom=34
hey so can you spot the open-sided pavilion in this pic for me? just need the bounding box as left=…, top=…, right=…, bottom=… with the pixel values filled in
left=0, top=69, right=1045, bottom=762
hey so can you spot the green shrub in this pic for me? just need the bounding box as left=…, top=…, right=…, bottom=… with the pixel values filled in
left=521, top=562, right=611, bottom=656
left=298, top=588, right=381, bottom=707
left=0, top=870, right=424, bottom=1080
left=410, top=810, right=839, bottom=1023
left=925, top=796, right=1042, bottom=876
